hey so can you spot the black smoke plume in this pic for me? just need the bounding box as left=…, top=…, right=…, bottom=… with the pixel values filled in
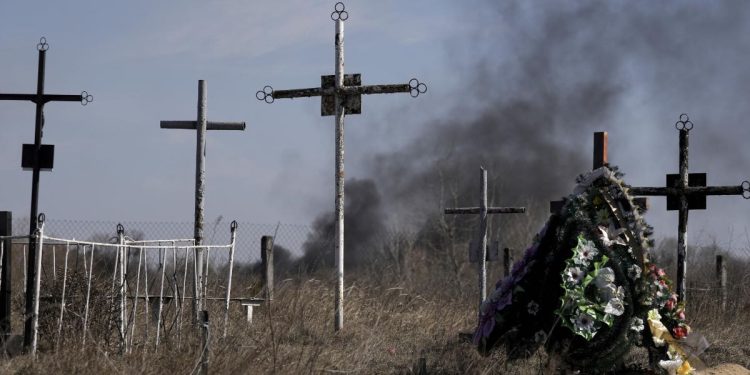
left=299, top=179, right=387, bottom=270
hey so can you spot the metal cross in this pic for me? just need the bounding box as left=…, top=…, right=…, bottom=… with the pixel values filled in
left=0, top=37, right=92, bottom=349
left=160, top=80, right=245, bottom=322
left=444, top=167, right=526, bottom=305
left=629, top=114, right=750, bottom=302
left=257, top=2, right=426, bottom=332
left=550, top=132, right=649, bottom=213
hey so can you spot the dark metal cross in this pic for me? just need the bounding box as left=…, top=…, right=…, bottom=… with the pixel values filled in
left=444, top=167, right=526, bottom=305
left=629, top=114, right=750, bottom=302
left=160, top=80, right=245, bottom=322
left=257, top=2, right=426, bottom=332
left=0, top=37, right=92, bottom=348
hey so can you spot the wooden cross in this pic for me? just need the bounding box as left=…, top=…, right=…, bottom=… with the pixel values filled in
left=0, top=37, right=92, bottom=349
left=257, top=2, right=426, bottom=332
left=549, top=132, right=649, bottom=213
left=444, top=167, right=526, bottom=305
left=628, top=114, right=750, bottom=302
left=160, top=80, right=245, bottom=322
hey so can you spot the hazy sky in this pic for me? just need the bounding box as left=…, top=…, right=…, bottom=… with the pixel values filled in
left=1, top=1, right=750, bottom=254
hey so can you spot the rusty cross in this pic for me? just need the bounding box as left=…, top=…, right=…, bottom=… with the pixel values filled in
left=257, top=2, right=426, bottom=332
left=0, top=37, right=92, bottom=349
left=550, top=132, right=649, bottom=213
left=444, top=167, right=526, bottom=305
left=160, top=80, right=245, bottom=323
left=629, top=114, right=750, bottom=302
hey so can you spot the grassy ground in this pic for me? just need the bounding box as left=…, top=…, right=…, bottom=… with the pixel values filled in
left=1, top=243, right=748, bottom=374
left=2, top=271, right=748, bottom=374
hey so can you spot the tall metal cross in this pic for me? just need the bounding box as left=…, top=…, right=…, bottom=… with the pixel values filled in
left=629, top=114, right=750, bottom=302
left=444, top=167, right=526, bottom=305
left=0, top=37, right=92, bottom=348
left=549, top=132, right=649, bottom=213
left=160, top=80, right=245, bottom=322
left=257, top=2, right=426, bottom=331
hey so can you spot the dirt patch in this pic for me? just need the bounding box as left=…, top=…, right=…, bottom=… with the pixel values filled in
left=698, top=364, right=750, bottom=375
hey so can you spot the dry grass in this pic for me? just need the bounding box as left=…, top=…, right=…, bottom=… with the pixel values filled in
left=1, top=244, right=748, bottom=374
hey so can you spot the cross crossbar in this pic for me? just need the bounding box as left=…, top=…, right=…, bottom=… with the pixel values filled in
left=160, top=121, right=246, bottom=131
left=272, top=84, right=411, bottom=99
left=445, top=207, right=526, bottom=215
left=0, top=94, right=83, bottom=104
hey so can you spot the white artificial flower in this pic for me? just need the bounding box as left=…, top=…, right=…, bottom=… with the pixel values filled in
left=575, top=241, right=598, bottom=265
left=566, top=267, right=585, bottom=285
left=630, top=317, right=645, bottom=332
left=604, top=298, right=625, bottom=316
left=594, top=267, right=615, bottom=289
left=658, top=359, right=684, bottom=375
left=574, top=312, right=596, bottom=332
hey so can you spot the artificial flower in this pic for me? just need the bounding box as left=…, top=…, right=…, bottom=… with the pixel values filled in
left=527, top=301, right=540, bottom=316
left=566, top=267, right=585, bottom=285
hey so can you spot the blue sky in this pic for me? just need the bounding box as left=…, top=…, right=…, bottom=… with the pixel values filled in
left=2, top=1, right=750, bottom=254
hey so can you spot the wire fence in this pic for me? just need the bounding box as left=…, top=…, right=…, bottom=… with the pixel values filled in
left=11, top=217, right=316, bottom=265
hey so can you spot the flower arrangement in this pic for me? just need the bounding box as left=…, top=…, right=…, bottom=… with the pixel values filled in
left=473, top=166, right=698, bottom=374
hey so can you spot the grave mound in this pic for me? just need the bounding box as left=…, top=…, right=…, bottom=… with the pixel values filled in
left=474, top=166, right=700, bottom=374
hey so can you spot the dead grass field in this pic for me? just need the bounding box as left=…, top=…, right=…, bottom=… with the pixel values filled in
left=1, top=244, right=748, bottom=374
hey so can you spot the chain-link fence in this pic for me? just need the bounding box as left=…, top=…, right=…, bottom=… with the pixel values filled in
left=11, top=217, right=315, bottom=265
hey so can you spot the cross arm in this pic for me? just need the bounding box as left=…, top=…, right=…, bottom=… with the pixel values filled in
left=0, top=93, right=85, bottom=104
left=0, top=94, right=36, bottom=101
left=629, top=185, right=744, bottom=196
left=272, top=87, right=324, bottom=99
left=445, top=207, right=526, bottom=215
left=160, top=121, right=246, bottom=131
left=340, top=84, right=410, bottom=96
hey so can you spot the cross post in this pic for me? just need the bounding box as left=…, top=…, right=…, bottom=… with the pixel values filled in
left=628, top=114, right=750, bottom=302
left=444, top=167, right=526, bottom=305
left=550, top=132, right=649, bottom=214
left=160, top=80, right=245, bottom=323
left=0, top=37, right=92, bottom=349
left=257, top=3, right=426, bottom=332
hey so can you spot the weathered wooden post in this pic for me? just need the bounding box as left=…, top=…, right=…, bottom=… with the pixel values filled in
left=503, top=247, right=513, bottom=277
left=258, top=2, right=426, bottom=331
left=0, top=212, right=11, bottom=342
left=0, top=37, right=92, bottom=349
left=261, top=236, right=274, bottom=301
left=199, top=310, right=209, bottom=375
left=444, top=167, right=526, bottom=304
left=716, top=254, right=727, bottom=311
left=160, top=80, right=245, bottom=323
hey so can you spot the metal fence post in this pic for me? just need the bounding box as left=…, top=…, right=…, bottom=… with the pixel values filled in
left=30, top=213, right=45, bottom=356
left=0, top=212, right=11, bottom=342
